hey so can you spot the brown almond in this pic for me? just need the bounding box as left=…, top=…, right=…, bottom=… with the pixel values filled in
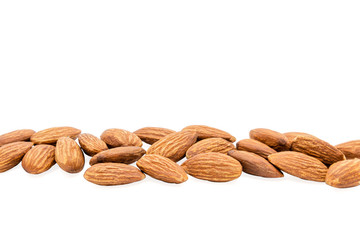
left=283, top=132, right=314, bottom=145
left=31, top=127, right=81, bottom=145
left=84, top=163, right=145, bottom=186
left=22, top=145, right=56, bottom=174
left=186, top=138, right=235, bottom=158
left=0, top=142, right=34, bottom=172
left=78, top=133, right=108, bottom=156
left=250, top=128, right=290, bottom=151
left=325, top=159, right=360, bottom=188
left=134, top=127, right=176, bottom=145
left=55, top=137, right=84, bottom=173
left=101, top=128, right=142, bottom=148
left=181, top=152, right=242, bottom=182
left=0, top=129, right=36, bottom=146
left=236, top=139, right=276, bottom=159
left=90, top=146, right=146, bottom=165
left=335, top=140, right=360, bottom=159
left=228, top=150, right=283, bottom=178
left=268, top=151, right=328, bottom=182
left=136, top=154, right=188, bottom=183
left=182, top=125, right=236, bottom=142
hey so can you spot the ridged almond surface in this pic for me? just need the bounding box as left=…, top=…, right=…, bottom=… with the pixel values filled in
left=268, top=151, right=328, bottom=182
left=22, top=145, right=56, bottom=174
left=335, top=140, right=360, bottom=159
left=283, top=132, right=314, bottom=145
left=186, top=138, right=235, bottom=158
left=181, top=152, right=242, bottom=182
left=236, top=139, right=276, bottom=159
left=182, top=125, right=236, bottom=142
left=55, top=137, right=84, bottom=173
left=250, top=128, right=290, bottom=151
left=134, top=127, right=176, bottom=145
left=0, top=129, right=36, bottom=146
left=101, top=128, right=142, bottom=148
left=228, top=150, right=283, bottom=178
left=147, top=131, right=197, bottom=162
left=136, top=154, right=188, bottom=183
left=90, top=146, right=146, bottom=165
left=0, top=142, right=33, bottom=172
left=78, top=133, right=108, bottom=156
left=84, top=163, right=145, bottom=186
left=291, top=135, right=345, bottom=165
left=31, top=127, right=81, bottom=145
left=325, top=159, right=360, bottom=188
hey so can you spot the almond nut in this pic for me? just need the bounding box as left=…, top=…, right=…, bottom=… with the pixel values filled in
left=89, top=146, right=146, bottom=165
left=101, top=128, right=142, bottom=148
left=22, top=144, right=56, bottom=174
left=0, top=142, right=33, bottom=173
left=325, top=159, right=360, bottom=188
left=182, top=125, right=236, bottom=142
left=0, top=129, right=36, bottom=146
left=250, top=128, right=290, bottom=151
left=134, top=127, right=176, bottom=145
left=335, top=140, right=360, bottom=159
left=236, top=139, right=276, bottom=159
left=186, top=138, right=235, bottom=158
left=31, top=127, right=81, bottom=145
left=78, top=133, right=108, bottom=156
left=55, top=137, right=84, bottom=173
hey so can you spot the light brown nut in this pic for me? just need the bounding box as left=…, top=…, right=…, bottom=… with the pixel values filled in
left=283, top=132, right=314, bottom=145
left=268, top=151, right=328, bottom=182
left=182, top=125, right=236, bottom=142
left=0, top=142, right=34, bottom=173
left=100, top=128, right=142, bottom=148
left=31, top=127, right=81, bottom=145
left=335, top=140, right=360, bottom=159
left=136, top=154, right=188, bottom=183
left=0, top=129, right=36, bottom=146
left=186, top=138, right=235, bottom=158
left=78, top=133, right=108, bottom=156
left=228, top=150, right=283, bottom=178
left=147, top=131, right=197, bottom=162
left=181, top=152, right=242, bottom=182
left=291, top=135, right=345, bottom=165
left=22, top=145, right=56, bottom=174
left=89, top=146, right=146, bottom=165
left=326, top=159, right=360, bottom=188
left=249, top=128, right=290, bottom=151
left=55, top=137, right=84, bottom=173
left=84, top=163, right=145, bottom=186
left=134, top=127, right=176, bottom=145
left=236, top=139, right=276, bottom=159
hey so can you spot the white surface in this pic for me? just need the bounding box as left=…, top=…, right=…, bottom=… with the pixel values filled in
left=1, top=1, right=360, bottom=239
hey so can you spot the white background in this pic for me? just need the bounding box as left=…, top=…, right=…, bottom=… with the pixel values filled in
left=1, top=1, right=359, bottom=239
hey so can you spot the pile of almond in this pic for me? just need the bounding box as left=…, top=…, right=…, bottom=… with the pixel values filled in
left=0, top=126, right=359, bottom=188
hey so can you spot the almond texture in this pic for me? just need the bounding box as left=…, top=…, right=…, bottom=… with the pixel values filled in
left=89, top=146, right=146, bottom=165
left=31, top=127, right=81, bottom=145
left=250, top=128, right=290, bottom=151
left=335, top=140, right=360, bottom=159
left=236, top=139, right=276, bottom=159
left=22, top=145, right=56, bottom=174
left=186, top=138, right=235, bottom=158
left=283, top=132, right=314, bottom=145
left=134, top=127, right=176, bottom=145
left=325, top=159, right=360, bottom=188
left=182, top=125, right=236, bottom=142
left=0, top=129, right=36, bottom=146
left=55, top=137, right=84, bottom=173
left=0, top=142, right=33, bottom=173
left=101, top=128, right=142, bottom=148
left=78, top=133, right=108, bottom=156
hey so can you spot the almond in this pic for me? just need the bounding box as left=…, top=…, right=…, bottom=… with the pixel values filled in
left=283, top=132, right=314, bottom=145
left=228, top=150, right=283, bottom=178
left=0, top=142, right=33, bottom=173
left=181, top=152, right=242, bottom=182
left=136, top=154, right=188, bottom=183
left=335, top=140, right=360, bottom=159
left=55, top=137, right=84, bottom=173
left=78, top=133, right=108, bottom=156
left=101, top=128, right=142, bottom=148
left=182, top=125, right=236, bottom=142
left=325, top=159, right=360, bottom=188
left=186, top=138, right=235, bottom=158
left=31, top=127, right=81, bottom=145
left=89, top=146, right=146, bottom=165
left=22, top=145, right=56, bottom=174
left=268, top=151, right=328, bottom=182
left=134, top=127, right=176, bottom=145
left=84, top=163, right=145, bottom=186
left=236, top=139, right=276, bottom=159
left=147, top=131, right=197, bottom=162
left=249, top=128, right=290, bottom=151
left=291, top=135, right=345, bottom=165
left=0, top=129, right=36, bottom=146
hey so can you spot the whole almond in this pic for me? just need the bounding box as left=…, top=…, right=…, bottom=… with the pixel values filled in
left=236, top=139, right=276, bottom=159
left=84, top=163, right=145, bottom=186
left=78, top=133, right=108, bottom=156
left=136, top=154, right=188, bottom=183
left=283, top=132, right=314, bottom=145
left=181, top=152, right=242, bottom=182
left=55, top=137, right=84, bottom=173
left=268, top=151, right=328, bottom=182
left=228, top=150, right=283, bottom=178
left=134, top=127, right=176, bottom=145
left=101, top=128, right=142, bottom=148
left=325, top=159, right=360, bottom=188
left=89, top=146, right=146, bottom=165
left=291, top=135, right=345, bottom=165
left=0, top=129, right=36, bottom=146
left=0, top=142, right=33, bottom=173
left=335, top=140, right=360, bottom=159
left=22, top=145, right=56, bottom=174
left=182, top=125, right=236, bottom=142
left=147, top=131, right=197, bottom=162
left=31, top=127, right=81, bottom=145
left=250, top=128, right=290, bottom=151
left=186, top=138, right=235, bottom=158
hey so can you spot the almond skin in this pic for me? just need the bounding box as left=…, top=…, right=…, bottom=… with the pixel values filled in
left=55, top=137, right=84, bottom=173
left=0, top=142, right=34, bottom=172
left=236, top=139, right=276, bottom=159
left=31, top=127, right=81, bottom=145
left=249, top=128, right=291, bottom=151
left=325, top=159, right=360, bottom=188
left=186, top=138, right=235, bottom=158
left=182, top=125, right=236, bottom=142
left=78, top=133, right=108, bottom=156
left=22, top=145, right=56, bottom=174
left=89, top=146, right=146, bottom=165
left=181, top=152, right=242, bottom=182
left=228, top=150, right=283, bottom=178
left=136, top=154, right=188, bottom=183
left=84, top=163, right=145, bottom=186
left=0, top=129, right=36, bottom=146
left=101, top=128, right=142, bottom=148
left=134, top=127, right=176, bottom=145
left=268, top=151, right=328, bottom=182
left=283, top=132, right=314, bottom=145
left=335, top=140, right=360, bottom=159
left=291, top=135, right=345, bottom=165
